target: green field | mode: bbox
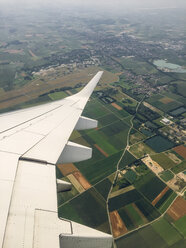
[107,128,130,150]
[159,170,174,182]
[158,192,177,213]
[108,189,141,212]
[58,202,84,224]
[173,81,186,98]
[97,113,120,126]
[82,100,110,119]
[101,101,131,119]
[145,135,175,153]
[146,94,183,113]
[129,130,146,145]
[130,142,155,158]
[112,177,131,192]
[151,153,177,170]
[109,187,160,223]
[170,106,186,116]
[134,171,166,202]
[124,203,146,227]
[48,91,68,100]
[140,128,155,137]
[124,170,137,184]
[116,225,167,248]
[135,198,160,221]
[88,130,118,155]
[74,137,105,165]
[118,207,136,230]
[75,151,123,185]
[174,215,186,237]
[155,189,173,208]
[118,151,136,170]
[94,178,112,200]
[152,218,182,246]
[163,91,186,105]
[119,57,158,75]
[101,120,129,136]
[171,160,186,174]
[82,118,131,155]
[57,179,79,205]
[58,187,110,233]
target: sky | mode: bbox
[0,0,186,8]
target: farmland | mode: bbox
[145,135,175,153]
[159,171,174,182]
[151,153,177,170]
[130,142,155,158]
[58,187,110,233]
[0,5,186,247]
[152,218,182,246]
[134,171,166,202]
[167,197,186,221]
[146,94,183,113]
[173,145,186,159]
[55,83,184,242]
[171,161,186,174]
[116,217,185,248]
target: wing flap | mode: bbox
[3,160,57,248]
[58,141,92,164]
[75,116,98,130]
[0,152,20,248]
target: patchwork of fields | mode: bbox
[0,8,186,248]
[56,84,185,246]
[11,63,184,246]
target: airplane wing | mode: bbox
[0,71,112,248]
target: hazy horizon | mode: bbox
[0,0,186,9]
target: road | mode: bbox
[106,97,144,247]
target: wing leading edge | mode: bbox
[0,71,113,248]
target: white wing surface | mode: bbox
[0,71,113,248]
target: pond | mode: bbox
[153,60,186,73]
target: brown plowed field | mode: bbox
[111,102,122,110]
[167,196,186,221]
[57,163,79,176]
[173,145,186,159]
[152,186,169,206]
[73,171,91,190]
[94,144,109,157]
[110,211,128,238]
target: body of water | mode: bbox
[153,60,186,73]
